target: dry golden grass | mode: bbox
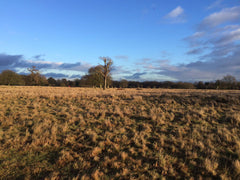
[0,86,240,179]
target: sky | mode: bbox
[0,0,240,82]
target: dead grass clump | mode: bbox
[226,113,240,126]
[121,151,128,161]
[85,129,98,143]
[91,169,103,180]
[234,160,240,176]
[235,140,240,158]
[204,158,218,176]
[113,105,124,118]
[132,95,143,101]
[91,147,102,157]
[58,149,74,166]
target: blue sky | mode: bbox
[0,0,240,81]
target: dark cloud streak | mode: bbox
[59,62,82,69]
[0,54,23,66]
[186,48,204,55]
[124,72,147,81]
[43,73,67,79]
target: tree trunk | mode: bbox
[104,76,107,90]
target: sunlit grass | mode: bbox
[0,86,240,179]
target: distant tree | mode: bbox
[0,70,25,85]
[56,79,62,86]
[204,82,216,89]
[40,76,48,86]
[98,57,113,90]
[112,80,121,88]
[82,58,113,89]
[47,77,57,86]
[215,80,221,89]
[60,79,68,86]
[128,81,140,88]
[68,80,75,87]
[219,75,237,89]
[74,79,81,87]
[162,81,174,88]
[88,65,104,88]
[27,66,40,85]
[221,75,237,83]
[142,81,161,88]
[195,81,205,89]
[79,75,91,87]
[120,79,128,88]
[27,66,48,86]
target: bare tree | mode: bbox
[27,66,41,85]
[27,66,48,86]
[99,57,113,90]
[221,75,237,83]
[220,74,237,89]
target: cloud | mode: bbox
[12,60,63,70]
[206,0,223,10]
[57,62,91,71]
[166,6,184,18]
[69,74,82,79]
[162,6,240,81]
[158,47,240,81]
[135,4,240,83]
[136,58,152,65]
[184,6,240,58]
[112,65,131,75]
[33,54,45,60]
[59,62,82,69]
[160,51,171,58]
[164,6,186,23]
[183,32,205,47]
[199,6,240,29]
[0,54,23,66]
[114,55,129,60]
[133,49,240,82]
[43,73,67,79]
[124,72,147,81]
[0,53,91,79]
[186,48,205,55]
[43,73,82,79]
[213,27,240,46]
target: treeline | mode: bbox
[0,68,239,89]
[0,67,48,86]
[113,77,240,89]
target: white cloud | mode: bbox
[26,60,63,66]
[164,6,186,23]
[191,32,205,38]
[206,0,223,10]
[114,55,129,60]
[214,28,240,46]
[183,31,205,47]
[200,6,240,28]
[166,6,184,18]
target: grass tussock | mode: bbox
[0,86,240,179]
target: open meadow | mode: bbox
[0,86,240,179]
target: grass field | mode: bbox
[0,86,240,179]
